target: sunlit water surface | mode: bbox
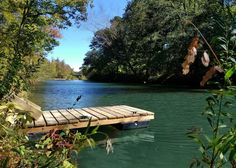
[29,80,230,168]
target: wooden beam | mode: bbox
[12,95,42,120]
[25,115,154,133]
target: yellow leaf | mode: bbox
[63,160,76,168]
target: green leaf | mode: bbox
[0,157,10,168]
[224,101,232,107]
[225,65,236,80]
[43,137,52,145]
[217,37,227,43]
[60,131,66,137]
[203,110,214,116]
[207,117,213,128]
[46,151,51,157]
[220,44,227,51]
[86,138,95,148]
[91,125,99,135]
[229,149,236,161]
[219,153,224,160]
[232,29,236,35]
[204,135,212,143]
[199,146,205,154]
[219,124,227,128]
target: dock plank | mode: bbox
[82,108,107,120]
[50,110,69,124]
[97,107,127,117]
[105,106,140,117]
[88,107,118,119]
[67,109,90,122]
[119,105,154,115]
[101,106,133,117]
[58,109,79,123]
[74,109,99,121]
[43,111,59,126]
[95,107,125,118]
[34,115,46,127]
[114,105,147,116]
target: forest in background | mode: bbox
[81,0,236,86]
[32,58,76,81]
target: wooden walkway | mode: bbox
[25,105,155,133]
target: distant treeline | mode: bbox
[32,58,76,81]
[81,0,236,85]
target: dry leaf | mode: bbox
[45,27,62,38]
[182,64,190,75]
[200,66,224,86]
[201,51,210,67]
[214,66,224,73]
[182,35,199,75]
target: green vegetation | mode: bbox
[0,0,90,100]
[81,0,236,85]
[32,58,76,81]
[184,22,236,167]
[0,103,100,168]
[0,0,99,167]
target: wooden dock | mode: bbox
[25,105,155,133]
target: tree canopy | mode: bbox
[81,0,236,85]
[32,58,76,81]
[0,0,91,100]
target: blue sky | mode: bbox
[48,0,129,71]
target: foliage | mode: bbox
[0,0,91,100]
[32,58,77,81]
[185,19,236,167]
[0,1,114,167]
[81,0,236,84]
[188,90,236,168]
[0,103,110,168]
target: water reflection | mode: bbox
[30,80,211,168]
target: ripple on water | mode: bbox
[30,80,212,168]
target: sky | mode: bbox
[47,0,129,71]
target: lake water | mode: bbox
[30,80,213,168]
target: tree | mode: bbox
[81,0,235,84]
[31,58,75,81]
[0,0,91,100]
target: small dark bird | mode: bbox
[68,95,82,109]
[76,95,82,102]
[72,95,82,106]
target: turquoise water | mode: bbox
[30,80,213,168]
